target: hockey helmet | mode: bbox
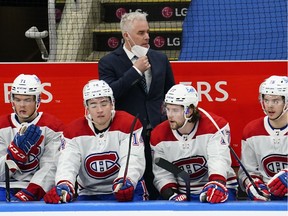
[10,74,42,105]
[165,84,199,109]
[259,75,288,103]
[83,79,114,106]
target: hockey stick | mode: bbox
[5,160,21,202]
[5,162,10,202]
[198,107,270,199]
[5,123,27,202]
[155,157,191,201]
[114,113,139,192]
[25,26,49,60]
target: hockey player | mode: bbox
[0,74,64,201]
[150,84,238,203]
[44,79,148,203]
[238,75,288,201]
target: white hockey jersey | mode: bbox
[150,111,237,195]
[238,116,288,189]
[0,112,64,198]
[55,111,145,196]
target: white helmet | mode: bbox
[11,74,42,105]
[259,75,288,118]
[83,79,114,106]
[165,84,199,109]
[259,75,288,103]
[165,84,199,130]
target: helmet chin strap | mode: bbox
[178,107,192,130]
[12,103,39,123]
[84,108,115,126]
[85,109,97,125]
[260,95,288,121]
[270,103,288,121]
[262,101,288,121]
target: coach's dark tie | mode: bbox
[141,73,148,94]
[132,56,147,94]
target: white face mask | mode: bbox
[131,45,149,57]
[127,33,149,57]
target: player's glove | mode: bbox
[246,178,270,201]
[12,189,37,201]
[112,177,134,202]
[267,169,288,197]
[43,181,75,204]
[169,193,187,201]
[200,181,229,203]
[7,124,43,164]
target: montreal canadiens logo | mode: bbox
[262,154,288,177]
[162,7,173,18]
[154,36,165,48]
[116,8,127,20]
[85,152,120,179]
[108,37,120,49]
[174,156,208,179]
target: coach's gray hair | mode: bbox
[120,12,148,34]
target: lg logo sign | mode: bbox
[3,83,53,103]
[161,7,187,18]
[154,36,181,48]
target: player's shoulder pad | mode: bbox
[198,111,228,134]
[242,117,267,139]
[0,114,13,129]
[150,120,175,147]
[37,112,65,132]
[110,111,142,133]
[63,117,93,139]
